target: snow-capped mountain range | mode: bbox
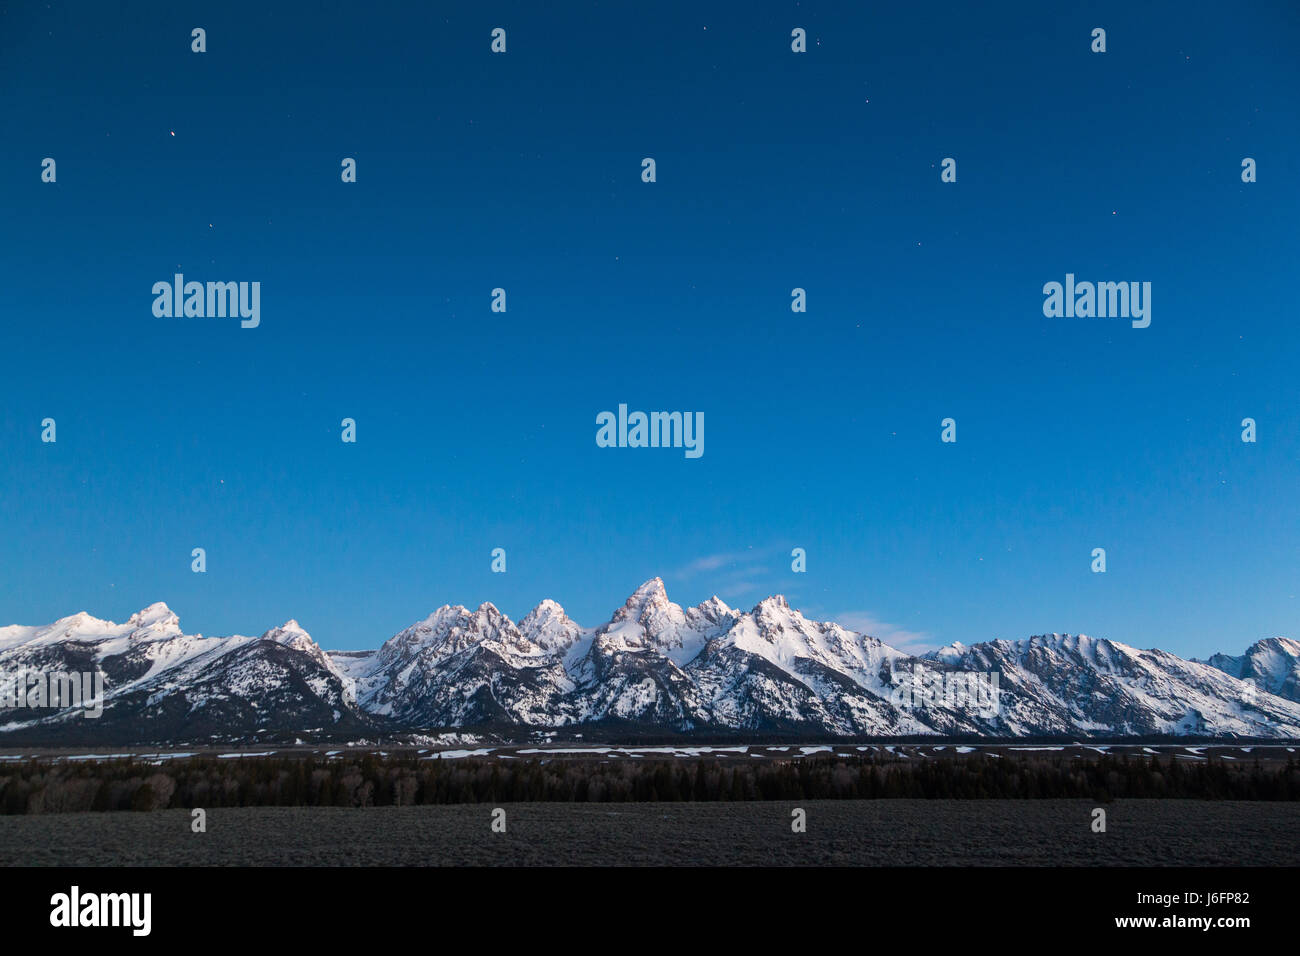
[3,578,1299,744]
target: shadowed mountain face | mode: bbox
[2,582,1298,744]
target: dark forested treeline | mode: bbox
[2,753,1297,813]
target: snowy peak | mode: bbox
[520,599,584,653]
[686,595,737,634]
[599,578,714,664]
[33,603,184,645]
[1205,636,1300,702]
[715,593,904,685]
[929,641,968,665]
[377,600,535,666]
[260,620,313,647]
[748,594,818,643]
[50,611,113,635]
[127,601,180,630]
[256,619,353,695]
[613,577,672,622]
[383,605,469,650]
[521,598,568,627]
[472,601,511,629]
[752,595,800,631]
[694,595,733,619]
[635,576,668,597]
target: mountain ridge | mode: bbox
[2,581,1298,744]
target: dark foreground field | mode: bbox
[3,799,1296,866]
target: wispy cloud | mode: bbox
[836,612,937,655]
[670,548,781,609]
[671,550,758,577]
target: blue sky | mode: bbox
[2,1,1297,657]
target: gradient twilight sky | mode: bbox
[2,1,1298,657]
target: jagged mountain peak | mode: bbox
[927,640,968,664]
[472,601,510,621]
[525,598,567,617]
[520,598,572,631]
[752,594,796,622]
[424,603,462,622]
[614,577,671,619]
[598,577,723,665]
[260,620,312,643]
[127,601,180,630]
[378,606,464,654]
[689,595,735,628]
[1250,636,1300,654]
[374,600,538,672]
[520,599,584,653]
[697,594,731,613]
[634,576,667,596]
[1203,636,1300,700]
[1014,632,1111,653]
